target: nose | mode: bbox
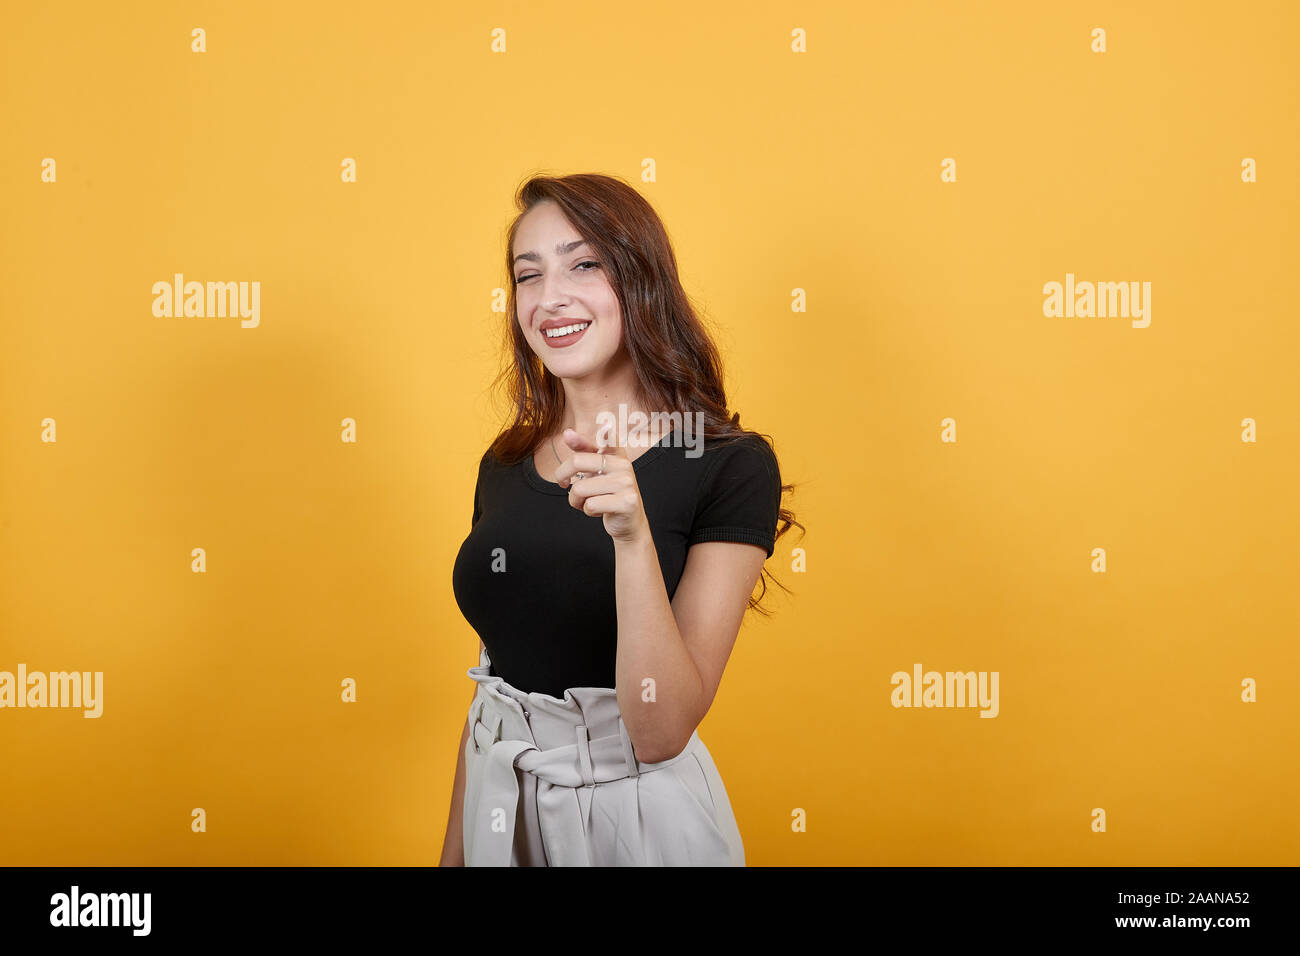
[538,269,574,312]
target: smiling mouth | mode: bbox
[542,321,591,340]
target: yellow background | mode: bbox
[2,0,1297,865]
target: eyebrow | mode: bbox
[513,238,589,266]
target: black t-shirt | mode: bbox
[451,430,782,698]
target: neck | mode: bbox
[553,356,656,449]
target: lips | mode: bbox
[539,318,591,349]
[539,317,591,331]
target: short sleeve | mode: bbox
[688,438,782,558]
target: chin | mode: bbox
[547,361,601,379]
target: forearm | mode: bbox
[437,717,472,866]
[612,532,704,763]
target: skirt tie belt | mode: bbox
[464,692,697,866]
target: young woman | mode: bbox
[440,173,801,866]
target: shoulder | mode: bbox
[470,443,507,492]
[698,434,779,484]
[477,440,508,472]
[692,433,782,509]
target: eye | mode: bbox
[515,260,600,284]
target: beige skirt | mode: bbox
[462,648,746,866]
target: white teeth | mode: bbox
[544,321,590,338]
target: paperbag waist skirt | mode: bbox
[462,648,746,866]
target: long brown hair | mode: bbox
[487,172,804,614]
